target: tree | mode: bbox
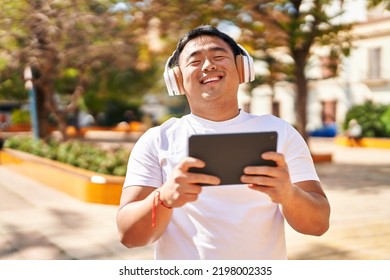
[127,0,354,141]
[229,0,353,140]
[0,0,160,139]
[1,0,357,142]
[367,0,390,10]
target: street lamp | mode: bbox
[24,66,39,139]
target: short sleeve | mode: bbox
[123,128,163,189]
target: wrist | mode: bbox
[155,189,172,209]
[152,189,172,228]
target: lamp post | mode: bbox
[24,66,39,139]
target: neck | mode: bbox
[191,108,241,122]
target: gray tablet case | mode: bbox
[188,131,278,185]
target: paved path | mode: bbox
[0,138,389,260]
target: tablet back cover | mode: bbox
[188,131,277,185]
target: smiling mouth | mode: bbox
[200,76,223,84]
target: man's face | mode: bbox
[178,36,240,106]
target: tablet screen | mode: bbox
[188,131,277,185]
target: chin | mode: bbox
[201,92,222,100]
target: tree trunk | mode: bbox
[34,83,51,139]
[34,79,69,141]
[293,51,309,142]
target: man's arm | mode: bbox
[116,157,221,248]
[279,180,330,236]
[116,186,173,248]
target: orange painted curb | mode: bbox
[335,136,390,149]
[312,153,333,163]
[0,149,124,205]
[0,147,333,205]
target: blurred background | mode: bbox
[1,0,390,261]
[0,0,389,143]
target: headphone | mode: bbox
[164,44,255,96]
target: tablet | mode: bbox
[188,131,278,185]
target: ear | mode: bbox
[173,66,186,95]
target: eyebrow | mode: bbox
[184,46,229,62]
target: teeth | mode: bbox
[202,76,221,84]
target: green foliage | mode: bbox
[10,109,30,125]
[83,94,143,126]
[0,72,26,100]
[380,107,390,136]
[0,0,375,141]
[343,101,390,138]
[367,0,390,10]
[0,0,163,138]
[4,136,130,176]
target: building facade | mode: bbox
[244,7,390,136]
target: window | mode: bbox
[320,55,338,79]
[272,101,280,117]
[321,100,337,124]
[368,47,381,80]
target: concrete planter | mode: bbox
[0,144,333,206]
[335,136,390,149]
[0,149,124,205]
[311,153,332,163]
[5,124,31,132]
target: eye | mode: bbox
[214,56,226,61]
[188,60,201,66]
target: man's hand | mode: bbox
[241,151,330,236]
[159,157,220,207]
[240,151,293,204]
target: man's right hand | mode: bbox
[158,157,221,207]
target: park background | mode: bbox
[0,0,390,261]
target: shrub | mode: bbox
[3,136,130,176]
[10,109,30,125]
[380,107,390,137]
[343,101,390,138]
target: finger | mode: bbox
[248,184,271,191]
[243,165,275,176]
[186,172,221,186]
[169,191,201,207]
[177,157,206,171]
[171,182,203,195]
[241,174,274,186]
[261,152,287,167]
[247,184,275,197]
[163,184,202,205]
[183,192,200,202]
[173,167,220,186]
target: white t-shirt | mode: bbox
[124,110,319,259]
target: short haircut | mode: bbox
[168,25,242,68]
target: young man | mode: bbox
[116,25,330,260]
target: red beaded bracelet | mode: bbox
[152,190,172,228]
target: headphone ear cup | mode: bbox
[236,45,255,83]
[164,69,174,96]
[172,66,185,95]
[164,67,184,96]
[164,51,185,96]
[235,55,245,84]
[236,55,255,84]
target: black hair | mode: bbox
[168,25,242,68]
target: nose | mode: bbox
[202,58,217,72]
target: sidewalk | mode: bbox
[0,138,389,260]
[289,138,390,259]
[0,165,153,260]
